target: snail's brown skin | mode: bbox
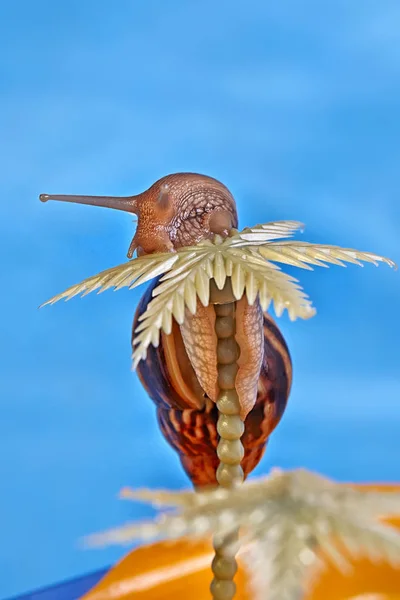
[40,172,292,487]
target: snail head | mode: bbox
[40,173,238,258]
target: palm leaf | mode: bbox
[233,220,305,243]
[132,249,217,367]
[253,241,397,271]
[39,252,180,307]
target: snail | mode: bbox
[41,173,396,600]
[40,173,292,488]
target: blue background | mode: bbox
[1,1,399,597]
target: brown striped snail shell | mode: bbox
[133,276,292,487]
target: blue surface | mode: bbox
[1,1,399,598]
[6,569,107,600]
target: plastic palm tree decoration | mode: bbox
[40,173,397,600]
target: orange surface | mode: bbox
[82,484,400,600]
[81,539,248,600]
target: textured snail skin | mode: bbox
[133,277,292,487]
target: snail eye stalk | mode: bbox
[39,193,138,214]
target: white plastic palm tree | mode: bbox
[42,220,398,600]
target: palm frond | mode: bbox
[250,528,316,600]
[234,220,305,243]
[254,241,397,271]
[39,252,180,307]
[84,469,400,600]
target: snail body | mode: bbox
[40,172,292,487]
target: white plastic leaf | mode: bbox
[233,221,305,245]
[195,266,211,306]
[231,262,245,299]
[246,271,258,305]
[132,255,214,366]
[172,292,185,325]
[258,242,397,271]
[184,278,198,315]
[40,253,179,307]
[213,251,227,290]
